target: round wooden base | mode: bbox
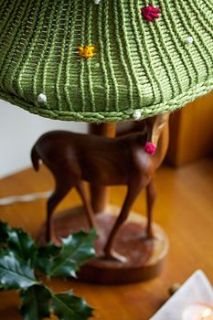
[38,206,169,285]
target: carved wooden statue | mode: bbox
[31,113,169,263]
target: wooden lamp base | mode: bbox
[38,206,169,285]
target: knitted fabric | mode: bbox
[0,0,212,122]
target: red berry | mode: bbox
[144,142,157,155]
[141,5,161,22]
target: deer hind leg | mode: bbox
[46,176,72,243]
[145,179,156,239]
[76,182,96,230]
[104,182,142,262]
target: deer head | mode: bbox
[144,113,169,155]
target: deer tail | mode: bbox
[31,145,40,171]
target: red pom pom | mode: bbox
[144,142,157,155]
[141,5,161,22]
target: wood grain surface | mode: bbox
[0,158,212,320]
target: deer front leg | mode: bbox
[145,179,156,239]
[104,183,142,262]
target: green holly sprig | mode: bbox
[0,221,96,320]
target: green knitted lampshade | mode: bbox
[0,0,212,122]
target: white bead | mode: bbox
[94,0,101,4]
[37,93,47,104]
[186,36,193,44]
[133,110,142,120]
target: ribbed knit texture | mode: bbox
[0,0,212,122]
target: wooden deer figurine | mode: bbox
[31,113,169,261]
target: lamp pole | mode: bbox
[89,123,116,214]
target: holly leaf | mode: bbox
[0,250,37,290]
[36,243,61,271]
[38,230,96,278]
[52,291,93,320]
[0,222,37,266]
[20,284,52,320]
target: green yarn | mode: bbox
[0,0,212,122]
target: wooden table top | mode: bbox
[0,158,213,320]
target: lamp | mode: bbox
[0,0,212,284]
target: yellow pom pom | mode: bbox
[78,45,96,59]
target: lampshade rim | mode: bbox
[0,79,212,122]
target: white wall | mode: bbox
[0,101,87,178]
